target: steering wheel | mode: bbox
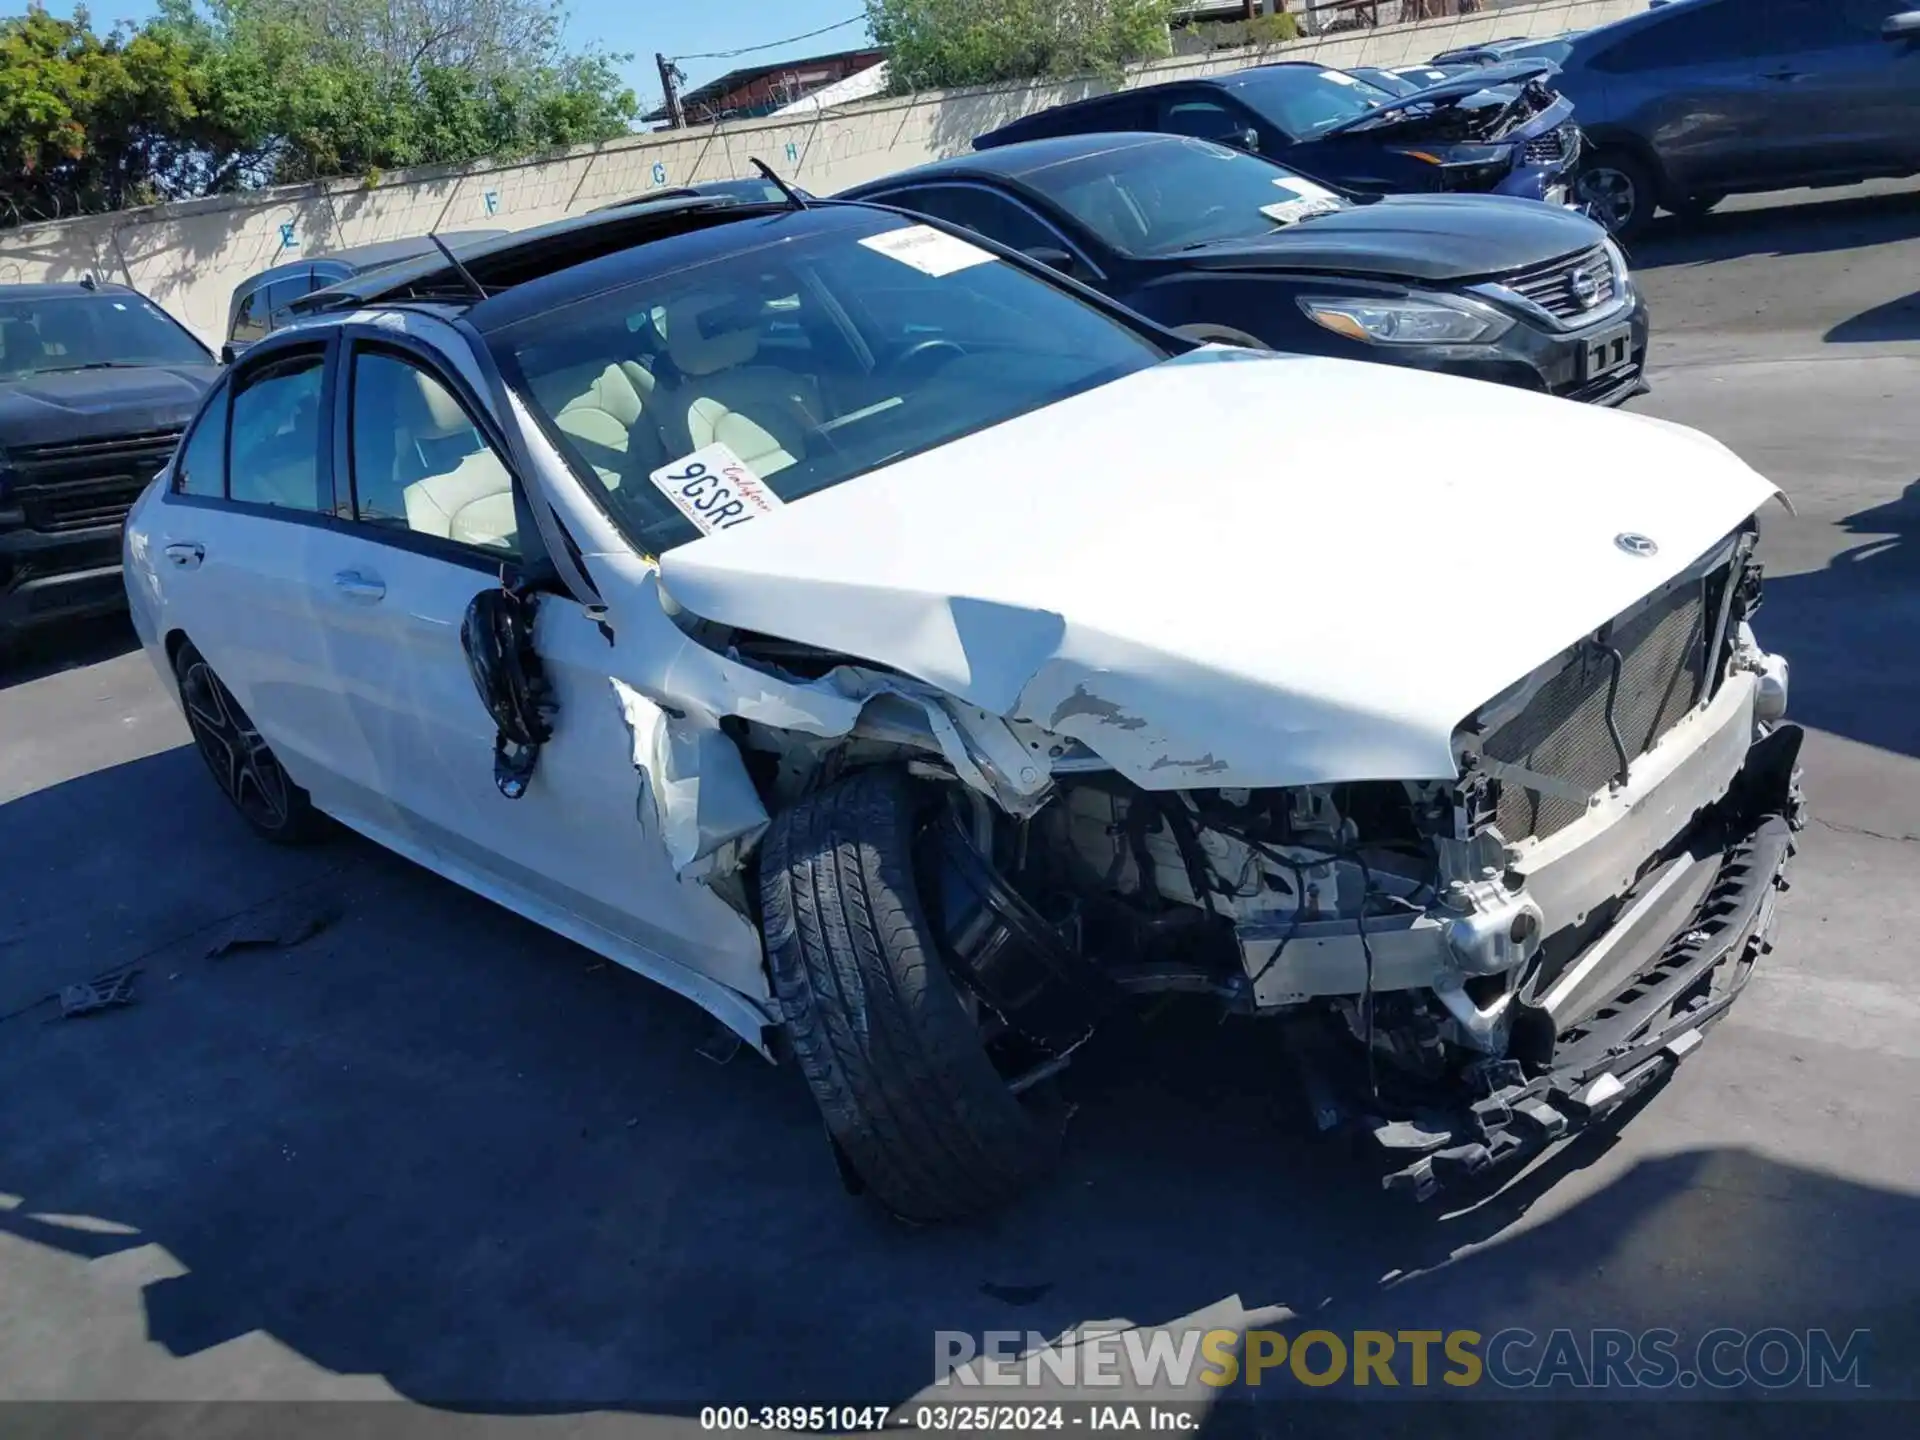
[891,337,968,379]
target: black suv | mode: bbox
[1,280,217,642]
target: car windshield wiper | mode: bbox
[29,361,148,373]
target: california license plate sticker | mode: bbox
[647,443,785,535]
[859,224,998,277]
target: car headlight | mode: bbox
[1397,143,1515,190]
[1299,295,1512,345]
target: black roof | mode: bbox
[0,280,136,299]
[287,194,895,330]
[841,132,1179,191]
[242,229,510,289]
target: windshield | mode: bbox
[1034,139,1348,255]
[0,292,210,380]
[490,214,1164,555]
[1229,66,1389,140]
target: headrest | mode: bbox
[410,368,473,437]
[662,293,759,377]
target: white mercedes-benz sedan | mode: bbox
[123,191,1801,1220]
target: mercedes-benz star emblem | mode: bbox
[1568,265,1601,308]
[1615,532,1659,557]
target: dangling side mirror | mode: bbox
[460,583,556,799]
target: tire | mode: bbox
[1172,323,1268,350]
[759,767,1059,1222]
[1665,192,1725,220]
[174,640,325,845]
[1574,148,1659,241]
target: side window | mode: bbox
[1590,1,1747,71]
[173,379,230,497]
[878,185,1065,254]
[348,349,519,556]
[229,285,269,344]
[1159,97,1241,142]
[228,353,329,512]
[262,277,313,336]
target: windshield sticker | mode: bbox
[648,443,785,536]
[1273,176,1341,204]
[1261,199,1339,226]
[859,224,997,277]
[1320,70,1360,85]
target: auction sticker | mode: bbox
[648,443,785,535]
[859,224,997,277]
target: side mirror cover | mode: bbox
[460,585,555,798]
[219,342,237,365]
[1021,244,1077,275]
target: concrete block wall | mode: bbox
[0,0,1643,348]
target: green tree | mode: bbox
[0,6,233,221]
[158,0,639,184]
[868,0,1176,91]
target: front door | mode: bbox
[315,331,752,977]
[1751,0,1920,179]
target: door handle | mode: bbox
[1763,68,1804,81]
[163,542,204,570]
[332,569,386,603]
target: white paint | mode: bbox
[661,349,1778,791]
[858,224,997,277]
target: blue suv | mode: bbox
[1513,0,1920,237]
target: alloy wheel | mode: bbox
[1575,166,1638,235]
[181,660,293,831]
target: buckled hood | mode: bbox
[658,350,1778,791]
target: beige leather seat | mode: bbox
[399,371,518,550]
[528,360,662,489]
[653,294,818,476]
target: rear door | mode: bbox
[1585,0,1781,194]
[152,335,380,820]
[1751,0,1920,178]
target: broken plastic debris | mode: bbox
[206,896,340,958]
[57,966,141,1019]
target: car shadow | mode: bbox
[1630,184,1920,271]
[1825,289,1920,345]
[1762,480,1919,762]
[0,613,140,692]
[2,750,1917,1414]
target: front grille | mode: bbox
[1480,572,1719,842]
[1501,244,1617,322]
[1522,124,1577,165]
[10,427,181,534]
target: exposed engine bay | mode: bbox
[689,522,1801,1197]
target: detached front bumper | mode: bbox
[1355,723,1803,1201]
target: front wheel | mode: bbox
[759,768,1060,1222]
[174,639,324,845]
[1574,149,1658,241]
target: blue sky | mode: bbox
[22,1,879,115]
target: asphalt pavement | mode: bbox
[2,180,1917,1429]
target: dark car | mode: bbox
[596,177,817,210]
[839,133,1649,406]
[0,280,218,641]
[1342,64,1462,96]
[975,60,1582,205]
[1500,0,1920,237]
[225,230,507,360]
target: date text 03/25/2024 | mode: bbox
[698,1405,1199,1432]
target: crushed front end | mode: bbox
[917,524,1798,1198]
